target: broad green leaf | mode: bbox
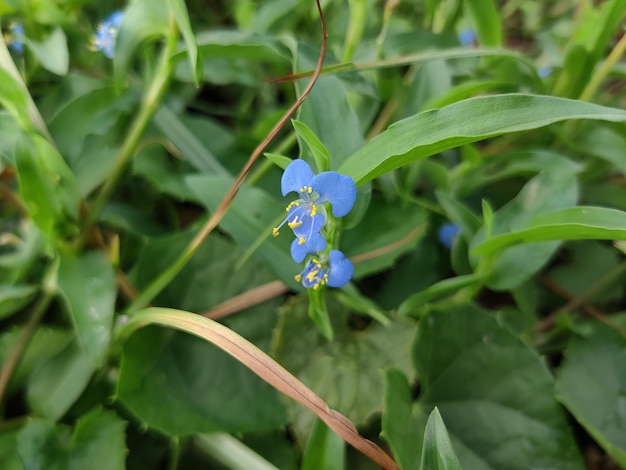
[27,27,68,76]
[58,251,116,366]
[573,126,626,176]
[117,325,287,435]
[167,0,200,84]
[473,170,579,290]
[556,322,626,466]
[17,409,126,470]
[473,206,626,256]
[185,175,300,289]
[189,30,291,63]
[301,418,345,470]
[464,0,502,47]
[342,198,427,279]
[27,341,95,420]
[15,133,80,241]
[0,327,71,393]
[292,120,331,173]
[338,94,626,184]
[0,284,37,319]
[414,305,585,470]
[381,369,421,470]
[420,408,462,470]
[422,80,515,110]
[115,0,170,83]
[271,296,415,444]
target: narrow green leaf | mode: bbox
[0,67,30,129]
[464,0,502,47]
[0,284,38,320]
[264,152,292,170]
[473,206,626,255]
[292,120,331,173]
[301,418,345,470]
[114,0,170,83]
[27,27,68,76]
[556,322,626,467]
[381,369,421,470]
[167,0,200,84]
[58,251,116,366]
[420,408,462,470]
[338,94,626,185]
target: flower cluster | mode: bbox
[92,10,123,59]
[6,22,25,54]
[274,159,356,290]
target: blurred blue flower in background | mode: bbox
[295,250,354,289]
[458,29,476,47]
[7,22,25,53]
[538,65,552,78]
[438,223,460,248]
[93,10,123,59]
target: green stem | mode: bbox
[167,437,181,470]
[579,31,626,102]
[75,18,179,250]
[0,290,53,409]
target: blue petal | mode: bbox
[287,204,325,240]
[281,159,314,196]
[437,223,460,249]
[311,172,356,217]
[327,250,353,288]
[290,233,327,263]
[106,10,124,28]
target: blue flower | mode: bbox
[458,29,476,47]
[273,159,356,247]
[538,65,552,78]
[295,250,353,289]
[92,10,124,59]
[7,22,25,54]
[438,223,460,249]
[291,232,327,263]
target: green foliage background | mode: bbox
[1,0,626,468]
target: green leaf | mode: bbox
[271,296,415,444]
[27,27,68,76]
[338,94,626,185]
[185,175,300,289]
[414,305,585,470]
[0,68,30,129]
[473,206,626,256]
[17,408,126,470]
[0,430,21,470]
[473,170,579,290]
[381,369,421,470]
[0,284,38,319]
[166,0,200,84]
[295,46,364,170]
[27,341,95,421]
[58,251,116,366]
[15,133,80,241]
[115,0,170,83]
[556,322,626,466]
[292,120,331,173]
[420,408,462,470]
[117,325,287,435]
[464,0,502,47]
[301,418,345,470]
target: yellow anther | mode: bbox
[288,217,303,229]
[306,270,319,282]
[298,237,306,245]
[272,228,280,237]
[310,205,317,217]
[313,284,320,290]
[307,187,313,193]
[295,274,302,282]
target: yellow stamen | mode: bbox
[307,187,312,193]
[288,217,303,229]
[298,237,306,245]
[310,205,317,217]
[295,274,302,282]
[272,228,279,237]
[306,269,319,282]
